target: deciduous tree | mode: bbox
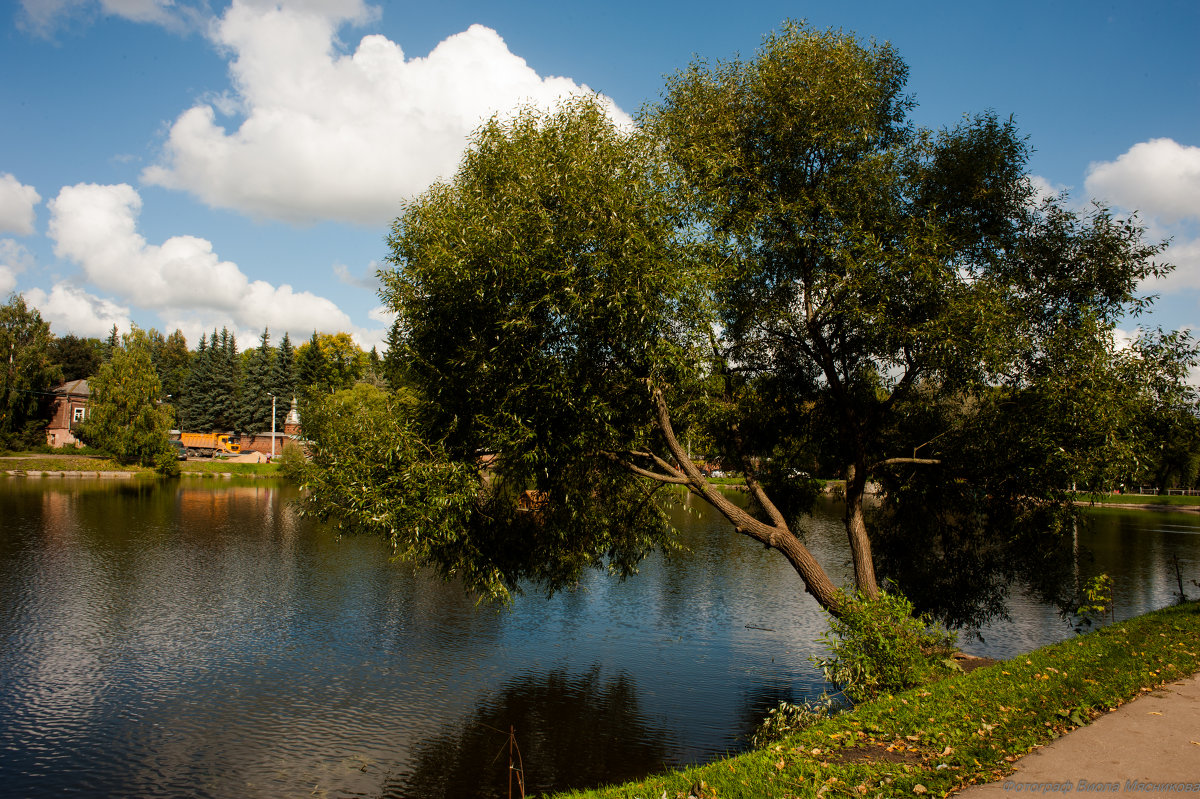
[74,327,176,472]
[48,334,103,382]
[0,295,61,449]
[306,25,1188,619]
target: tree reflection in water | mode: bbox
[391,667,674,799]
[870,486,1081,633]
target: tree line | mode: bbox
[0,292,400,453]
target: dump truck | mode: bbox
[178,432,241,458]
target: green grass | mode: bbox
[556,602,1200,798]
[179,460,281,476]
[1083,493,1200,507]
[0,452,282,477]
[0,455,139,472]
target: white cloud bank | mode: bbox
[142,1,628,225]
[45,182,355,339]
[23,283,132,339]
[1085,138,1200,291]
[0,174,42,236]
[1085,138,1200,224]
[0,239,38,296]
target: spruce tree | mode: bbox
[296,332,330,395]
[180,333,215,431]
[239,329,275,433]
[382,317,406,390]
[158,330,190,408]
[272,332,298,431]
[210,328,240,431]
[102,324,119,362]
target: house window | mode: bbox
[73,407,85,422]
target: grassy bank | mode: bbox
[0,454,138,472]
[558,601,1200,799]
[1084,493,1200,507]
[1,453,281,478]
[179,460,281,477]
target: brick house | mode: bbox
[45,379,90,448]
[235,396,303,460]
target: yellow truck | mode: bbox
[178,432,241,458]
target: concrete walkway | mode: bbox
[954,672,1200,795]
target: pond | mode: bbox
[1,478,1197,798]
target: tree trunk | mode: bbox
[844,463,880,600]
[648,386,847,615]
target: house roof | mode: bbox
[53,379,90,397]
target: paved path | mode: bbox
[954,672,1200,795]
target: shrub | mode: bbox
[1073,573,1115,631]
[277,441,307,480]
[750,697,839,747]
[813,591,957,704]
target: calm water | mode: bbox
[1,478,1197,798]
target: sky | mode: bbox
[1,0,1197,354]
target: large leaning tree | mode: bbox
[301,24,1187,618]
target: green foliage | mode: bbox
[272,332,298,431]
[150,328,190,415]
[749,697,838,748]
[74,327,176,470]
[814,591,957,704]
[295,384,491,594]
[239,329,276,433]
[382,318,406,389]
[367,94,706,598]
[295,331,364,396]
[276,440,306,479]
[179,327,242,432]
[644,21,1182,610]
[298,23,1191,624]
[295,331,329,394]
[299,377,680,601]
[48,334,103,382]
[1074,574,1115,631]
[0,294,61,449]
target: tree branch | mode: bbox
[869,456,941,472]
[600,450,692,484]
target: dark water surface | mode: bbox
[1,478,1197,798]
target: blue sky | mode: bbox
[1,0,1197,352]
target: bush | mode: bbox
[813,591,957,704]
[277,441,307,480]
[750,697,839,747]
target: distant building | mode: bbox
[237,397,303,459]
[284,396,301,436]
[46,379,90,448]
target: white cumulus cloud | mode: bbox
[0,174,42,236]
[1084,138,1200,292]
[47,182,355,338]
[1085,138,1200,224]
[0,239,37,295]
[142,1,628,225]
[23,283,132,338]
